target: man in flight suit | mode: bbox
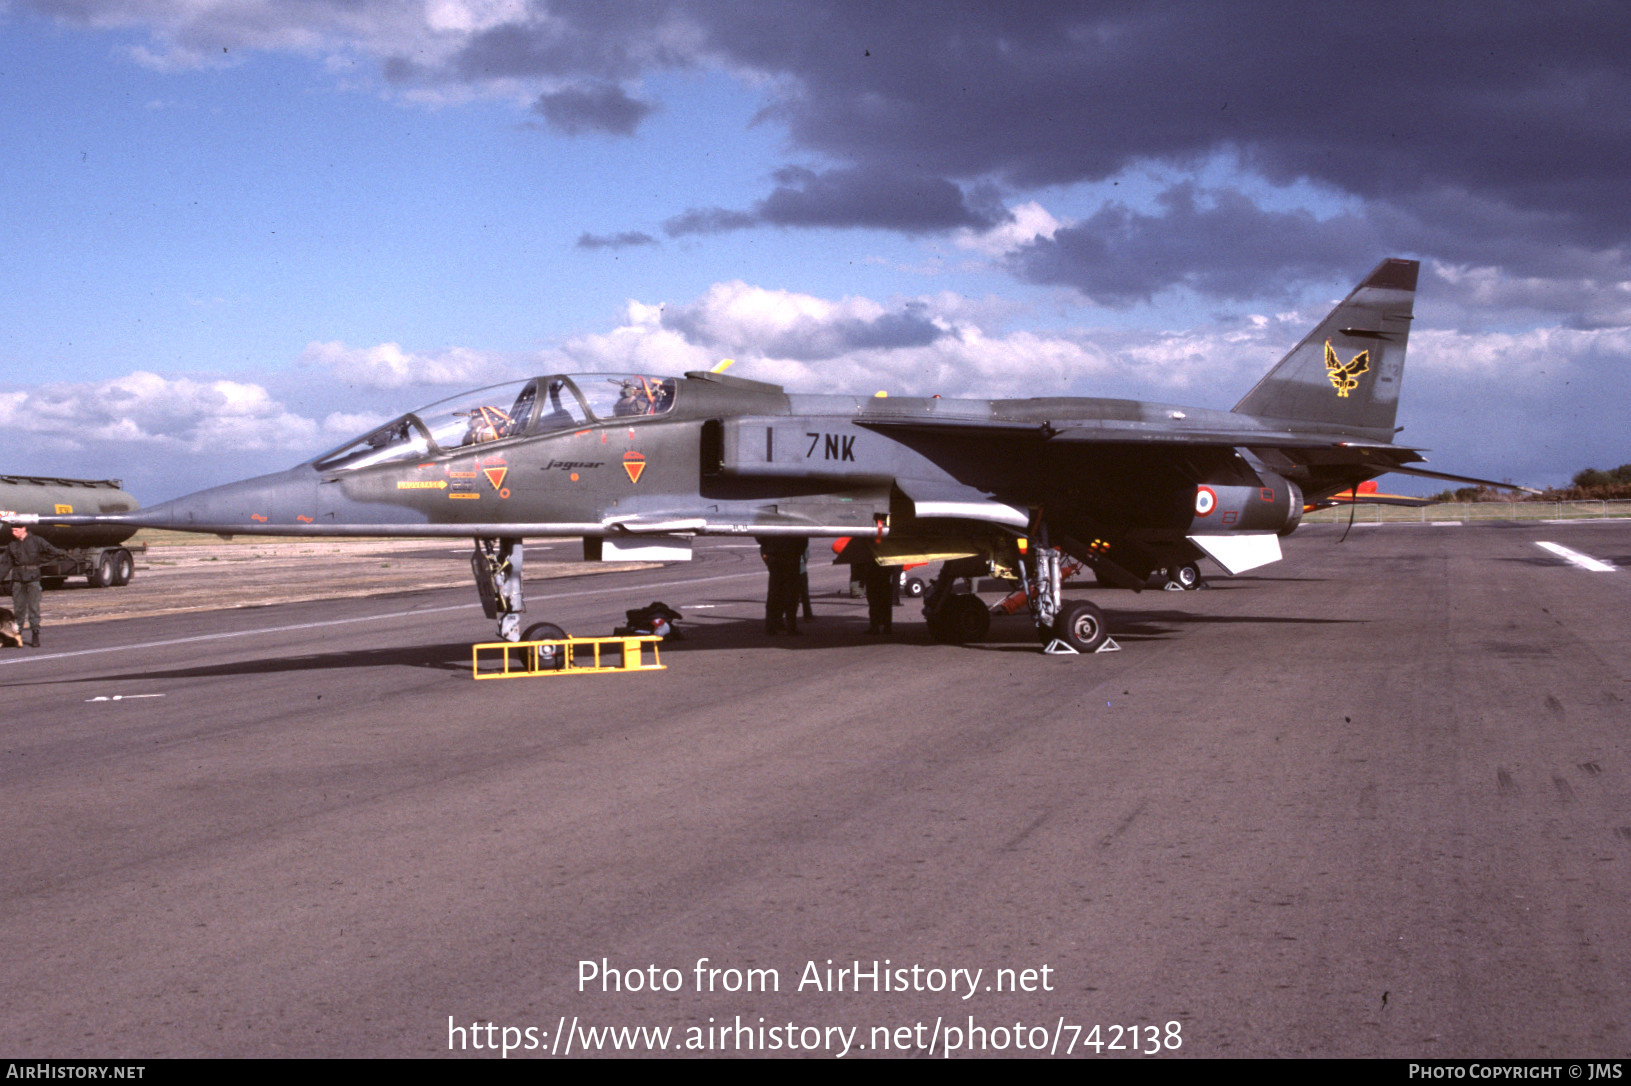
[1,524,70,648]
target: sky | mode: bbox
[2,1,1628,502]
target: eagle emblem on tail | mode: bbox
[1324,340,1370,397]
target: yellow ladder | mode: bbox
[472,634,665,680]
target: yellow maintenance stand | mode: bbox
[472,634,665,680]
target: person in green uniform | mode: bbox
[1,524,69,648]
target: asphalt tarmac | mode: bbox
[2,522,1628,1058]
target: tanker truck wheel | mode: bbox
[112,548,134,586]
[87,552,115,588]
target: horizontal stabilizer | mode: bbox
[1379,465,1541,494]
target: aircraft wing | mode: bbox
[856,415,1529,493]
[858,414,1408,452]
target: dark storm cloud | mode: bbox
[698,3,1631,242]
[419,0,1631,298]
[665,166,1003,237]
[575,230,658,250]
[1011,184,1379,305]
[532,82,655,136]
[448,4,681,83]
[43,0,1631,293]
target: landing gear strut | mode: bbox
[472,537,525,641]
[1017,528,1116,654]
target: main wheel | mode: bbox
[87,553,115,588]
[521,622,568,670]
[1053,600,1109,653]
[903,576,926,599]
[1169,562,1201,590]
[928,593,991,644]
[112,549,135,586]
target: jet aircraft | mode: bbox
[14,259,1519,653]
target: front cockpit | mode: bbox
[311,373,679,473]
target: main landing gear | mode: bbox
[921,539,1118,655]
[1018,535,1114,654]
[1164,561,1202,591]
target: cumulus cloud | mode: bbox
[956,201,1066,258]
[4,277,1619,498]
[548,278,1631,486]
[0,371,319,454]
[557,281,1140,399]
[657,281,947,361]
[1423,261,1631,331]
[298,340,514,390]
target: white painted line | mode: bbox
[1540,517,1631,524]
[1431,521,1463,527]
[0,569,770,667]
[85,694,166,702]
[1535,541,1618,572]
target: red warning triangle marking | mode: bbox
[623,451,646,484]
[482,466,508,491]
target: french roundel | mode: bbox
[1194,486,1217,516]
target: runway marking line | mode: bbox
[0,569,770,668]
[1535,541,1618,572]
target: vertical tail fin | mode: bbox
[1232,258,1418,437]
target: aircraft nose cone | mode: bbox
[140,467,321,533]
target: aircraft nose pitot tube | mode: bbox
[1187,473,1302,535]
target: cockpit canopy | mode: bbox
[312,374,678,472]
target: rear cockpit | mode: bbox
[312,373,678,472]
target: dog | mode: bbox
[0,606,20,649]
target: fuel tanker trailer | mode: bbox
[0,475,141,587]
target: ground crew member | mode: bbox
[797,539,815,621]
[758,537,804,635]
[861,557,895,636]
[1,524,69,648]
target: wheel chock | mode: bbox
[1042,636,1121,655]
